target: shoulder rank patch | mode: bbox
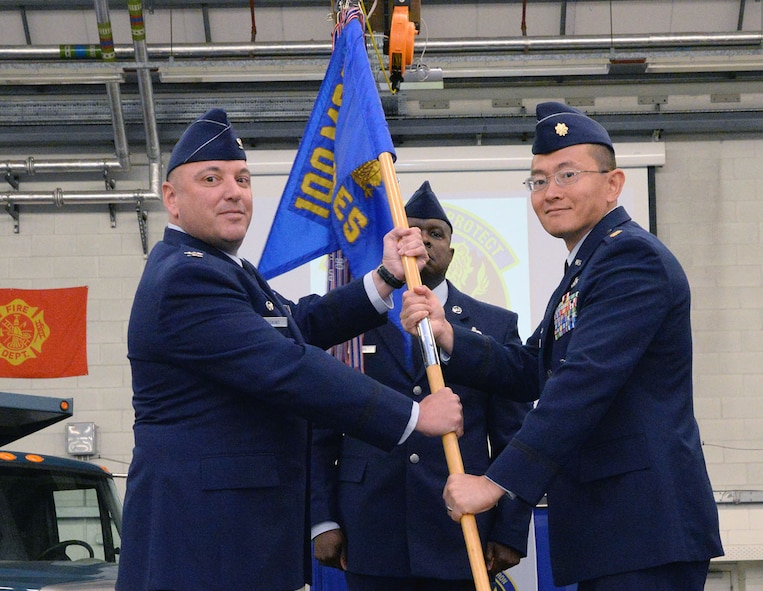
[184,251,204,258]
[609,230,622,238]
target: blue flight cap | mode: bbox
[165,108,247,179]
[404,181,452,232]
[532,102,614,155]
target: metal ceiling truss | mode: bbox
[1,0,159,249]
[0,0,674,7]
[2,28,763,142]
[1,0,763,235]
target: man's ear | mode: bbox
[442,246,455,271]
[607,168,626,204]
[162,180,179,219]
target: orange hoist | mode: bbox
[387,0,418,89]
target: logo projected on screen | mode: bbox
[443,204,519,309]
[492,569,520,590]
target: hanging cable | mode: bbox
[358,1,395,93]
[366,0,378,20]
[414,16,428,69]
[250,0,257,42]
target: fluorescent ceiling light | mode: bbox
[159,66,325,83]
[647,58,763,74]
[0,67,124,85]
[442,64,610,78]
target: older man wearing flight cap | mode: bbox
[116,109,464,591]
[311,180,532,590]
[403,102,723,590]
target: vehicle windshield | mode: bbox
[0,464,121,562]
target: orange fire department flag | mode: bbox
[0,287,88,378]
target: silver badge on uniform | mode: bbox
[451,305,462,314]
[265,301,274,311]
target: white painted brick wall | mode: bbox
[0,191,165,498]
[655,139,763,588]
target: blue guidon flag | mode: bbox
[258,14,395,280]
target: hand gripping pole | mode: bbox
[378,151,492,591]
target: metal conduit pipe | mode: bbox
[0,0,133,178]
[106,79,131,171]
[93,0,130,171]
[129,1,162,191]
[1,187,158,207]
[3,158,123,176]
[0,31,761,61]
[423,32,763,53]
[1,155,127,177]
[1,0,161,247]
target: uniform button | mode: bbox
[412,385,423,396]
[546,369,553,378]
[409,453,420,464]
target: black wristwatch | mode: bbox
[376,264,405,289]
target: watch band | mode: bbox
[376,264,405,289]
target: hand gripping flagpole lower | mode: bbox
[378,151,493,591]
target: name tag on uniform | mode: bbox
[362,345,377,354]
[265,317,288,328]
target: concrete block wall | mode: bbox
[1,138,762,589]
[654,139,763,590]
[0,197,166,486]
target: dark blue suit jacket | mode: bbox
[445,208,723,586]
[117,228,419,591]
[311,282,532,579]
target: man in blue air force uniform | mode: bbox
[116,108,463,591]
[311,182,533,591]
[403,103,723,591]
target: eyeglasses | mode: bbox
[524,169,611,192]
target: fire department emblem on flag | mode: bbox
[0,298,50,366]
[0,287,87,378]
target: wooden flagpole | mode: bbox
[378,151,492,591]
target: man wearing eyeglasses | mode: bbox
[402,102,723,591]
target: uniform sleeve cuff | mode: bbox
[364,271,394,314]
[485,475,517,500]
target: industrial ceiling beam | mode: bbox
[0,0,651,8]
[0,4,761,151]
